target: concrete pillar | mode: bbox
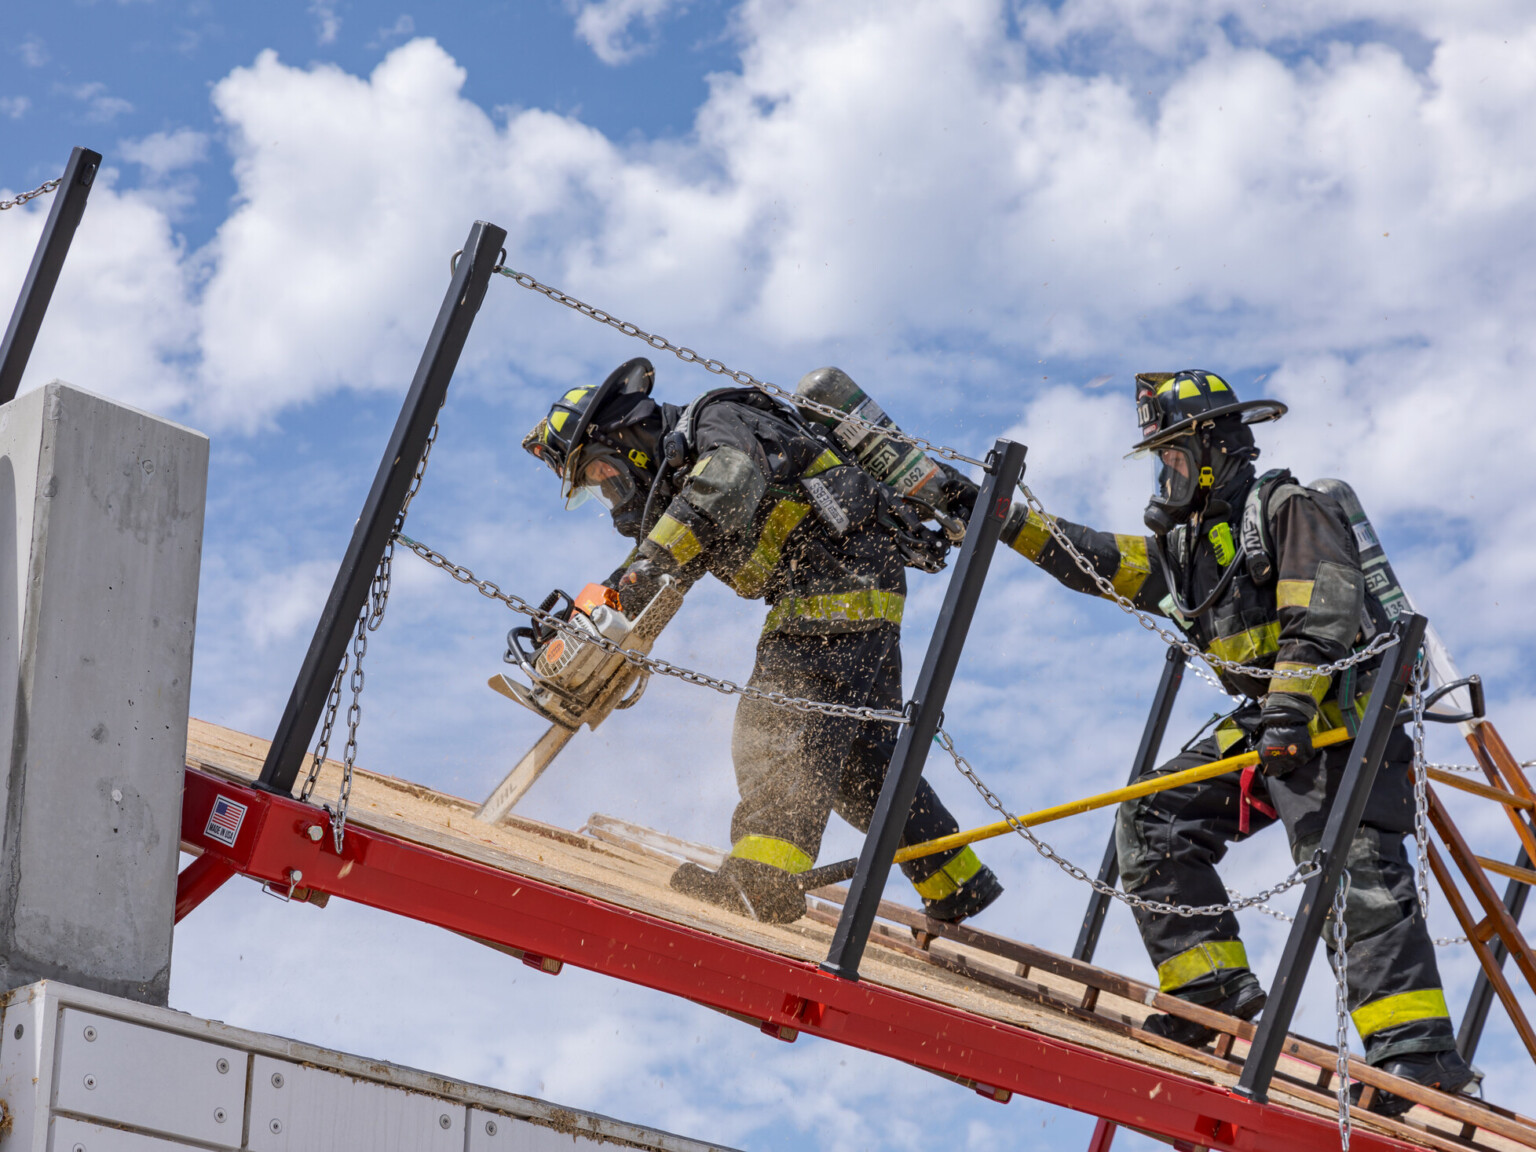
[0,382,207,1004]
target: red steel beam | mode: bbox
[179,768,1419,1151]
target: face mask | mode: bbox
[564,450,637,512]
[1142,434,1207,535]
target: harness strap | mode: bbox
[1238,763,1278,835]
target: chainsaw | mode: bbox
[479,576,684,821]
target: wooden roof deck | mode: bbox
[184,718,1536,1152]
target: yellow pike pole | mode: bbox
[892,725,1353,866]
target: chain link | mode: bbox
[1332,868,1353,1151]
[936,728,1320,917]
[299,421,442,843]
[396,534,910,725]
[494,266,988,469]
[1012,480,1398,683]
[1410,655,1432,917]
[1225,887,1294,922]
[0,176,61,211]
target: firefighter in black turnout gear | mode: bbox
[997,370,1478,1114]
[523,358,1003,927]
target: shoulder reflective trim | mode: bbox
[1275,579,1315,609]
[1110,534,1151,599]
[730,834,813,874]
[1269,661,1331,703]
[1215,718,1247,754]
[1351,989,1450,1038]
[1206,620,1280,665]
[762,589,906,633]
[1007,508,1054,561]
[803,449,842,478]
[1157,940,1250,993]
[913,846,984,901]
[689,454,714,477]
[648,514,702,566]
[730,499,811,597]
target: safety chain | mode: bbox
[493,266,988,469]
[1410,656,1432,917]
[298,421,441,847]
[1013,480,1398,683]
[936,728,1321,917]
[396,534,910,725]
[1332,869,1353,1150]
[1225,887,1294,923]
[496,260,1392,686]
[0,176,61,211]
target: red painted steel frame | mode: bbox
[179,768,1416,1152]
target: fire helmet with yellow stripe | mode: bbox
[523,358,667,538]
[1128,371,1286,535]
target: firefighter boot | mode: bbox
[1351,1049,1483,1117]
[669,858,807,925]
[1141,969,1267,1048]
[921,859,1004,924]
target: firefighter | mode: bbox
[523,357,1003,927]
[997,370,1478,1114]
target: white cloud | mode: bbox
[68,81,134,122]
[16,36,48,68]
[570,0,691,64]
[309,1,341,45]
[120,127,209,177]
[0,96,30,120]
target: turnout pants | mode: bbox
[1115,727,1456,1064]
[729,624,980,898]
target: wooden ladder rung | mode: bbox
[1426,767,1535,810]
[1477,855,1536,888]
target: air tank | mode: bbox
[794,367,955,514]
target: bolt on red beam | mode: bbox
[179,768,1421,1152]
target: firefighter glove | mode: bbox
[1257,701,1314,778]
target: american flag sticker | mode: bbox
[204,796,248,847]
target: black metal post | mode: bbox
[1072,645,1187,963]
[255,220,507,795]
[1235,612,1428,1102]
[821,438,1027,981]
[1456,847,1531,1061]
[0,147,102,403]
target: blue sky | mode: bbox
[4,1,1535,1148]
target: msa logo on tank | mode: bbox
[204,795,248,847]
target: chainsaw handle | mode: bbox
[504,588,576,674]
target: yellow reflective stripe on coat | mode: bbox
[648,514,702,566]
[1110,534,1151,599]
[913,846,984,901]
[1008,508,1054,561]
[1206,621,1280,665]
[1157,940,1250,992]
[1351,989,1450,1038]
[730,834,813,875]
[1214,717,1247,754]
[761,589,905,633]
[803,449,842,478]
[730,499,811,598]
[1275,579,1315,609]
[1270,660,1331,703]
